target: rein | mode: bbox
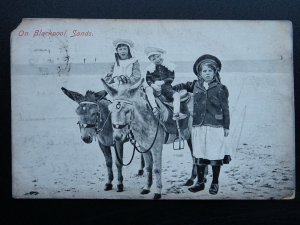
[113,141,136,166]
[112,99,160,166]
[95,111,111,134]
[128,118,160,154]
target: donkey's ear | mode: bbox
[128,78,144,95]
[61,87,85,103]
[94,90,108,100]
[101,78,118,97]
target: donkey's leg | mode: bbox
[140,151,153,195]
[114,141,124,192]
[138,154,145,176]
[152,144,163,200]
[184,138,197,186]
[98,141,113,191]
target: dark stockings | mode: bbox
[212,165,221,184]
[196,165,206,183]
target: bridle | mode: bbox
[77,101,111,137]
[111,99,134,131]
[111,98,160,166]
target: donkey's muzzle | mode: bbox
[113,129,128,142]
[114,135,122,142]
[82,136,93,144]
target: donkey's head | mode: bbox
[61,87,100,144]
[101,78,144,142]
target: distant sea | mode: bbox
[12,59,292,76]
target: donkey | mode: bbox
[101,78,198,200]
[61,87,131,192]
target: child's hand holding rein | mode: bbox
[224,129,229,137]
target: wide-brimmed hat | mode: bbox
[193,54,222,75]
[144,47,166,58]
[112,39,134,48]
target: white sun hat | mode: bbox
[144,47,166,58]
[112,39,134,48]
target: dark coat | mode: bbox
[146,64,176,101]
[173,79,230,129]
[146,64,175,86]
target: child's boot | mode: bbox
[209,183,219,195]
[188,181,205,193]
[209,165,221,195]
[188,164,206,193]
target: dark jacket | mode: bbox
[146,64,175,86]
[173,79,230,129]
[146,64,176,101]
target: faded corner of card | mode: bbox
[283,190,295,200]
[11,18,28,38]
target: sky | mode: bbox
[11,19,293,64]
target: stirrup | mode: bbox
[173,117,185,150]
[172,112,187,120]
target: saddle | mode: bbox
[155,90,190,134]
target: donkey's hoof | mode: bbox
[137,169,144,176]
[183,179,194,186]
[104,183,113,191]
[153,193,161,200]
[117,184,124,192]
[141,189,150,195]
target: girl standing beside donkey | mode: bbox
[173,54,231,195]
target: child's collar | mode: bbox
[146,60,175,73]
[116,57,137,65]
[197,79,218,90]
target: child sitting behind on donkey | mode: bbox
[173,54,231,195]
[144,47,187,120]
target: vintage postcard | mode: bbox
[11,19,294,199]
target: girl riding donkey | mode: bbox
[93,38,142,98]
[144,46,187,120]
[173,54,231,195]
[144,46,199,186]
[104,39,141,85]
[90,39,146,174]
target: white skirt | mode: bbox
[192,125,229,160]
